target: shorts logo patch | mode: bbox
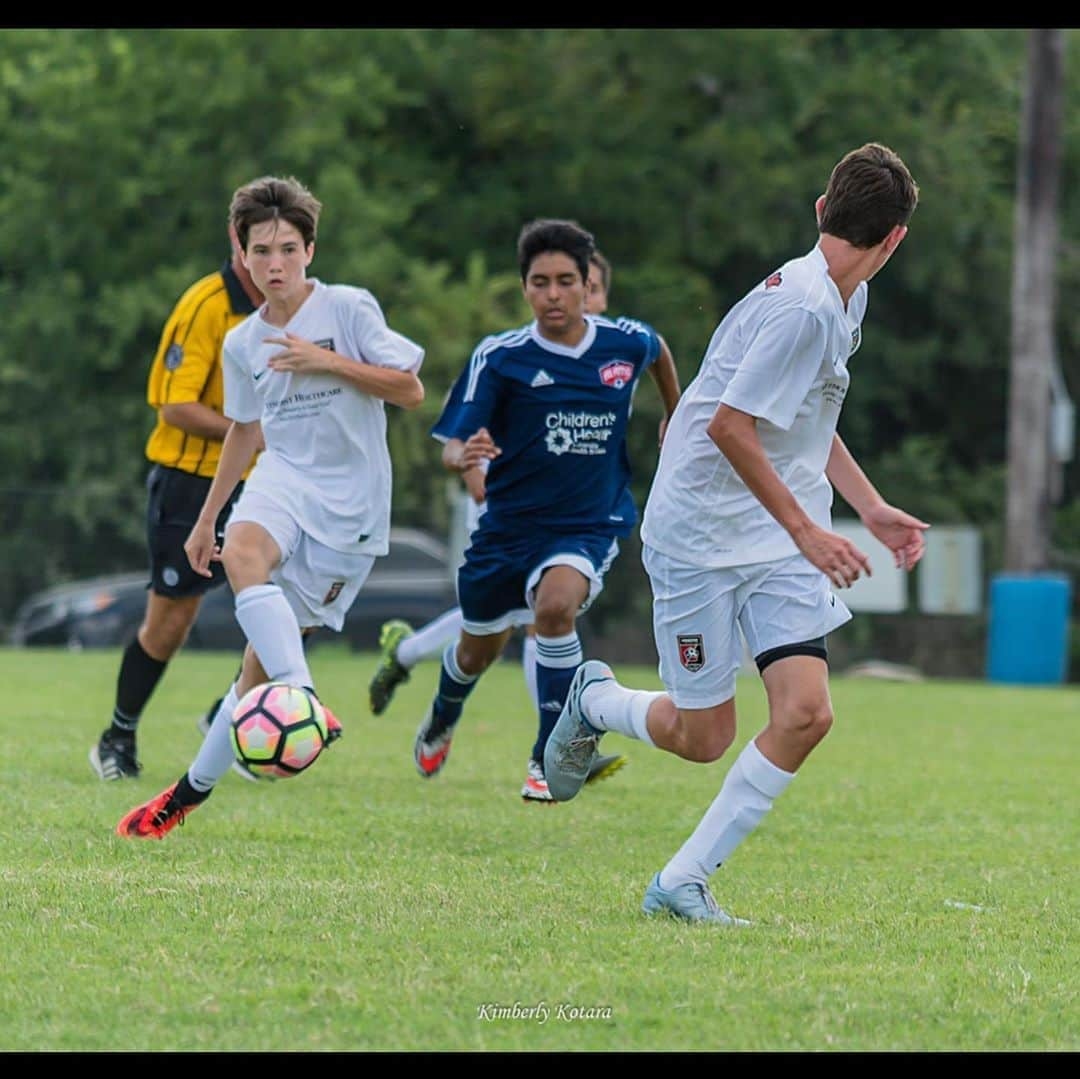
[322,580,346,605]
[162,566,180,588]
[677,633,705,672]
[164,344,183,370]
[599,360,634,389]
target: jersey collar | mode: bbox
[221,259,258,316]
[528,316,597,359]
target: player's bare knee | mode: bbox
[774,699,833,746]
[531,597,577,635]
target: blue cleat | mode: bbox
[642,872,750,925]
[542,660,614,802]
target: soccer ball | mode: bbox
[230,682,329,780]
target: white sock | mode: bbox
[188,684,240,792]
[580,678,661,746]
[396,608,464,669]
[234,584,312,688]
[521,634,539,713]
[659,738,794,890]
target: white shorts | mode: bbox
[643,545,852,709]
[226,490,375,632]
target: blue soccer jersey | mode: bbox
[433,315,661,537]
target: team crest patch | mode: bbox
[850,326,861,353]
[164,344,183,370]
[677,633,705,672]
[322,580,346,605]
[599,360,634,389]
[314,338,335,351]
[765,271,783,289]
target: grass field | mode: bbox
[2,644,1077,1052]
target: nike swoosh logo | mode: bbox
[253,369,268,381]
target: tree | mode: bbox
[1006,29,1066,571]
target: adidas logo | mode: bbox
[530,370,555,388]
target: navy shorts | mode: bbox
[457,525,621,635]
[145,464,242,598]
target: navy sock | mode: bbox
[428,642,479,738]
[531,632,583,762]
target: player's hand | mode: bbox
[862,503,930,570]
[264,332,335,374]
[184,519,222,578]
[795,523,872,589]
[463,466,487,504]
[461,428,501,471]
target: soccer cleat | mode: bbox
[585,753,628,785]
[521,759,556,803]
[89,729,142,781]
[641,872,750,925]
[542,660,614,802]
[413,704,456,778]
[196,710,260,784]
[322,704,343,747]
[115,782,201,840]
[368,619,414,716]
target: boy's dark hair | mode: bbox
[517,219,595,284]
[229,175,323,251]
[818,143,919,248]
[589,250,612,292]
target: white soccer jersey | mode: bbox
[223,279,423,556]
[641,243,867,568]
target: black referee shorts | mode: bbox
[145,464,242,599]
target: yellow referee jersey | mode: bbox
[144,260,258,478]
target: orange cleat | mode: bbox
[115,783,201,840]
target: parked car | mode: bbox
[9,527,458,653]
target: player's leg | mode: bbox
[521,565,590,801]
[222,494,311,690]
[369,607,466,716]
[644,554,849,921]
[411,527,526,779]
[91,465,233,781]
[414,628,510,778]
[116,642,268,840]
[525,536,630,800]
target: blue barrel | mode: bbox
[987,574,1073,684]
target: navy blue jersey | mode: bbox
[433,315,661,536]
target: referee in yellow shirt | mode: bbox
[90,227,262,781]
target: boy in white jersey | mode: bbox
[116,174,425,839]
[545,144,928,921]
[367,250,628,794]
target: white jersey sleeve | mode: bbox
[719,306,827,431]
[343,290,424,373]
[222,329,260,423]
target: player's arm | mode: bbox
[826,434,929,570]
[646,335,681,444]
[184,420,262,577]
[263,332,423,409]
[160,401,233,441]
[707,404,870,589]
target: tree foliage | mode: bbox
[1,28,1077,627]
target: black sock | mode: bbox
[111,637,167,734]
[174,773,213,808]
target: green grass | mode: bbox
[1,645,1078,1051]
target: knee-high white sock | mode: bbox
[659,738,794,890]
[234,584,312,688]
[521,633,539,713]
[188,684,241,792]
[396,608,464,669]
[580,678,662,746]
